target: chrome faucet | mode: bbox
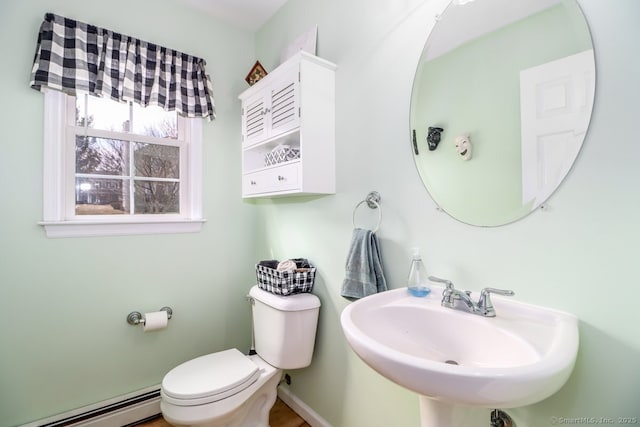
[428,276,514,317]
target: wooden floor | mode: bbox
[136,398,310,427]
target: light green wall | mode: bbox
[411,4,592,226]
[254,0,640,426]
[0,1,257,426]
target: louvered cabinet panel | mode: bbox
[241,92,267,147]
[268,69,300,139]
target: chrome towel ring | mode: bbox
[352,191,382,232]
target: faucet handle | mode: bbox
[478,287,514,317]
[430,276,457,308]
[428,275,454,289]
[481,287,515,297]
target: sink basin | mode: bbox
[340,286,579,408]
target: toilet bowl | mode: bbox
[160,286,321,427]
[161,350,281,427]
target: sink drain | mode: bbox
[444,359,459,365]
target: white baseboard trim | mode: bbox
[21,383,329,427]
[277,385,332,427]
[20,385,161,427]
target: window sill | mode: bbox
[39,218,206,238]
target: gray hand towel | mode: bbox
[341,228,387,300]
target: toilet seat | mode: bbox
[161,348,261,406]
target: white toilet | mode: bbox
[160,285,321,427]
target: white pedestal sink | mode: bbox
[419,399,491,427]
[340,286,579,426]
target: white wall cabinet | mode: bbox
[239,52,336,198]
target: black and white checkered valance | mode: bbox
[30,13,215,120]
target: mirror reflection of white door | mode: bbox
[520,49,595,207]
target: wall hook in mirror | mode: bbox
[427,127,444,151]
[455,134,472,160]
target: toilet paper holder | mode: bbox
[127,307,173,326]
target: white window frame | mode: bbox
[39,89,206,238]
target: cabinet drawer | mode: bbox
[243,162,301,196]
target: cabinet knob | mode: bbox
[251,180,256,185]
[277,175,285,181]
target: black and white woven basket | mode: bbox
[255,264,316,296]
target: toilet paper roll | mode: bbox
[143,311,168,332]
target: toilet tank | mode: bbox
[249,285,321,369]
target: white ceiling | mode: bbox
[178,0,289,31]
[425,0,560,60]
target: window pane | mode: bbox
[132,104,178,138]
[134,181,179,214]
[76,137,129,175]
[82,95,130,132]
[134,143,179,179]
[76,178,130,215]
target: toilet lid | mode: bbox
[162,348,260,405]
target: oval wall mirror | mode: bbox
[410,0,595,226]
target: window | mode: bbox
[40,90,204,238]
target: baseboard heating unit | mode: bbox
[20,385,162,427]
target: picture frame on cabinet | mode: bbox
[245,61,268,86]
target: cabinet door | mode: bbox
[242,91,267,147]
[268,67,300,140]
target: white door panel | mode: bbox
[520,49,594,206]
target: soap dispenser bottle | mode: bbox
[407,248,431,297]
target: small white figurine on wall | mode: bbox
[454,134,472,161]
